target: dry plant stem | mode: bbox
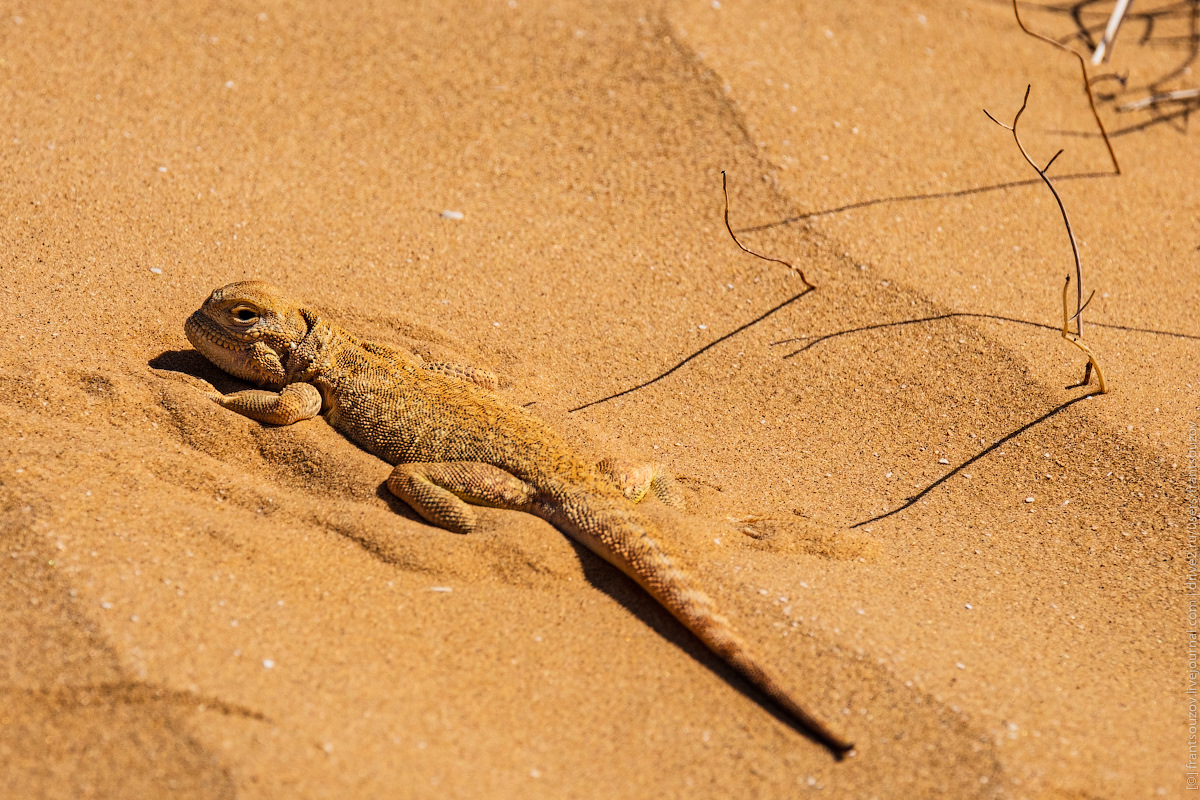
[1011,0,1120,174]
[1062,276,1108,393]
[1116,87,1200,111]
[1091,0,1133,65]
[985,86,1109,393]
[721,171,816,291]
[984,85,1085,336]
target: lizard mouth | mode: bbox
[184,310,253,354]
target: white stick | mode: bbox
[1116,87,1200,111]
[1091,0,1133,65]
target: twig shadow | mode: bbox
[736,172,1114,234]
[570,286,815,413]
[773,311,1200,358]
[851,393,1094,528]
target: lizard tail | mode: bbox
[554,496,855,758]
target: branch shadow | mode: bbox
[569,286,815,413]
[735,172,1114,234]
[1053,102,1196,136]
[772,311,1200,358]
[851,393,1095,528]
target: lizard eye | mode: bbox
[233,307,258,323]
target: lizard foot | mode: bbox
[386,462,536,534]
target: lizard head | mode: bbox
[185,281,310,387]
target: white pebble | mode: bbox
[263,659,275,669]
[938,458,949,464]
[429,586,452,592]
[956,662,966,669]
[150,267,162,274]
[440,209,464,220]
[1025,496,1034,503]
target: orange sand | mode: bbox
[1,1,1195,797]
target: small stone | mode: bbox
[440,209,464,220]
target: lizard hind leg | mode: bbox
[386,462,537,534]
[596,458,685,510]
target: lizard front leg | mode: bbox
[386,462,536,534]
[157,371,322,425]
[210,383,323,425]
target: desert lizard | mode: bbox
[178,280,854,757]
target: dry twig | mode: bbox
[1061,275,1107,392]
[1091,0,1133,65]
[1010,0,1120,174]
[1116,87,1200,111]
[722,172,816,291]
[985,85,1109,393]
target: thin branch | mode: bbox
[1043,148,1065,172]
[722,172,815,290]
[1068,288,1097,323]
[986,85,1109,393]
[1091,0,1133,64]
[1011,0,1121,173]
[984,85,1085,336]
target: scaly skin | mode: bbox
[181,280,853,757]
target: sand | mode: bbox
[1,0,1195,797]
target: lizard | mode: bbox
[178,280,854,758]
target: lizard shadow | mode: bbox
[563,532,843,753]
[149,350,253,394]
[373,477,844,751]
